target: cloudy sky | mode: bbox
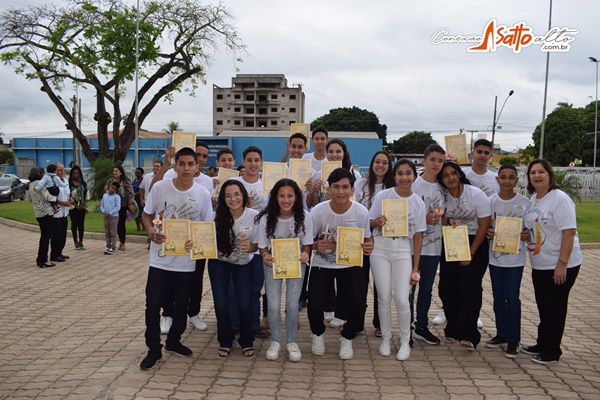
[0,0,598,152]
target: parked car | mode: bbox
[1,173,30,190]
[0,177,26,202]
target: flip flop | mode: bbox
[443,337,457,344]
[242,347,255,357]
[460,340,475,351]
[218,348,230,357]
[375,329,382,338]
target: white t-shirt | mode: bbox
[140,172,155,201]
[463,167,499,197]
[445,184,492,235]
[412,176,445,256]
[144,180,213,272]
[214,207,260,265]
[302,152,327,172]
[488,193,529,267]
[523,189,583,270]
[310,201,371,269]
[164,168,213,193]
[232,176,268,212]
[257,210,314,249]
[368,189,427,241]
[353,178,384,209]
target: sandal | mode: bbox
[443,337,457,344]
[460,340,475,351]
[119,243,126,251]
[375,329,382,338]
[218,348,231,357]
[242,347,255,357]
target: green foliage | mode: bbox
[310,107,388,144]
[389,131,437,154]
[499,156,518,166]
[555,170,582,202]
[87,157,117,200]
[0,148,14,165]
[162,121,182,135]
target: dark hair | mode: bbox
[290,132,308,146]
[526,159,559,194]
[243,146,262,160]
[136,167,145,175]
[326,138,352,170]
[328,167,355,187]
[195,140,208,151]
[237,165,246,172]
[28,166,45,182]
[473,139,492,150]
[215,180,249,257]
[208,166,218,173]
[359,151,395,208]
[498,164,518,175]
[153,159,163,166]
[311,128,328,138]
[423,144,445,158]
[112,165,130,183]
[46,164,57,174]
[394,159,418,179]
[256,179,305,239]
[110,181,121,191]
[68,165,87,188]
[436,161,471,188]
[175,147,198,162]
[217,148,234,159]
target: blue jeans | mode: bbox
[410,255,440,330]
[264,263,306,344]
[489,265,524,343]
[229,254,264,329]
[208,259,254,349]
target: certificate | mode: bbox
[172,131,196,152]
[320,161,342,193]
[492,216,522,254]
[271,238,302,279]
[290,123,311,150]
[289,158,312,190]
[444,134,468,164]
[382,199,408,237]
[262,162,286,195]
[190,221,218,260]
[162,219,190,256]
[336,227,364,266]
[442,225,471,262]
[213,168,239,196]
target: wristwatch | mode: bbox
[559,259,568,266]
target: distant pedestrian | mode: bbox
[68,165,88,250]
[132,167,144,231]
[50,163,71,263]
[104,165,136,251]
[28,166,57,268]
[100,181,121,255]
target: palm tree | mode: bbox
[555,169,582,202]
[162,121,182,135]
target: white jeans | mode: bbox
[370,236,412,343]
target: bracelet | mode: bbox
[559,259,568,266]
[261,252,269,259]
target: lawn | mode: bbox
[1,198,599,243]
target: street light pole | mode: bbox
[491,90,514,153]
[589,56,599,201]
[539,0,553,159]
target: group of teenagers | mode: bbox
[138,128,582,372]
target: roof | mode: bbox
[85,130,173,139]
[218,131,380,139]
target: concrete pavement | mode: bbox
[0,220,599,400]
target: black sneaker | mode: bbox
[413,328,441,345]
[165,341,193,357]
[531,353,559,365]
[505,342,519,359]
[140,351,162,370]
[520,344,542,355]
[409,334,414,348]
[485,335,508,348]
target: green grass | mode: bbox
[0,199,148,236]
[2,199,600,243]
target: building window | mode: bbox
[270,121,277,126]
[234,107,241,112]
[289,107,296,113]
[234,120,240,125]
[258,108,267,115]
[234,94,241,99]
[290,94,296,99]
[246,94,254,101]
[245,107,254,114]
[258,121,267,128]
[271,107,277,112]
[271,94,278,99]
[259,95,267,101]
[245,120,254,127]
[289,121,296,125]
[216,94,223,99]
[216,120,223,125]
[216,107,223,112]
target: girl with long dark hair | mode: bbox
[68,165,88,250]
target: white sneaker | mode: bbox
[160,316,172,335]
[329,317,346,328]
[287,343,302,362]
[188,315,208,331]
[379,338,391,357]
[433,309,446,325]
[477,318,484,329]
[339,337,353,359]
[311,333,325,355]
[266,341,280,360]
[323,311,335,322]
[396,342,411,361]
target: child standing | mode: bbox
[101,182,121,255]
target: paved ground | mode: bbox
[0,219,599,400]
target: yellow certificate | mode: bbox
[190,221,218,260]
[289,158,312,191]
[320,161,342,193]
[172,131,196,152]
[336,227,364,266]
[492,216,522,254]
[444,134,468,164]
[382,199,408,237]
[262,162,286,195]
[442,225,471,261]
[213,168,239,196]
[290,123,311,150]
[162,219,190,256]
[271,238,302,279]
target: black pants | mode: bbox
[163,260,205,318]
[50,216,68,260]
[69,208,86,244]
[36,215,53,265]
[439,236,488,347]
[532,266,580,359]
[117,206,127,244]
[308,266,366,340]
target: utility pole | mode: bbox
[71,95,78,167]
[467,130,479,152]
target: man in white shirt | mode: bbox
[463,139,499,197]
[139,160,162,210]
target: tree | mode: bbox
[310,106,388,144]
[0,148,14,165]
[389,131,437,154]
[0,0,244,163]
[162,121,182,135]
[499,156,518,166]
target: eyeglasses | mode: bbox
[225,192,243,200]
[475,150,491,155]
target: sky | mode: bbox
[0,0,598,152]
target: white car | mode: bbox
[1,174,30,190]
